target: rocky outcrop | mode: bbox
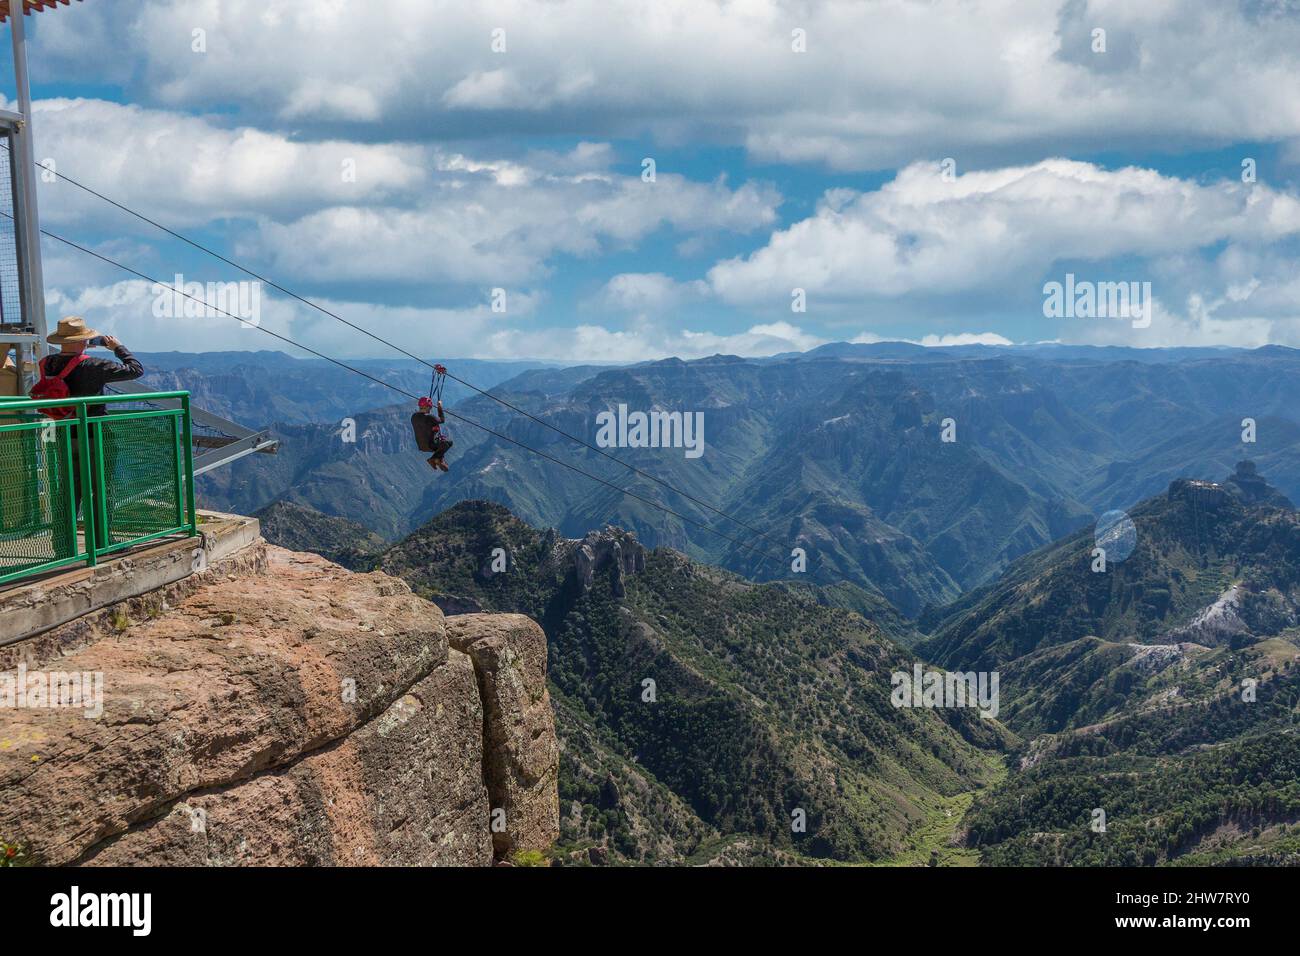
[447,614,559,858]
[84,652,489,866]
[1164,585,1250,647]
[1223,460,1295,510]
[571,527,646,597]
[0,546,558,866]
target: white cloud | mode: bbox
[32,0,1300,170]
[708,159,1300,305]
[44,280,541,359]
[917,332,1013,347]
[282,80,384,123]
[26,98,426,228]
[1054,298,1279,348]
[21,97,778,288]
[43,276,818,363]
[851,331,1014,347]
[244,173,779,285]
[482,319,825,363]
[1052,242,1300,348]
[1055,281,1300,349]
[27,2,1300,353]
[600,273,708,312]
[442,70,530,110]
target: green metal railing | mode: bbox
[0,391,197,585]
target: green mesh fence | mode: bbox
[0,393,197,586]
[0,416,77,579]
[97,413,184,548]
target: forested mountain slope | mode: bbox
[377,500,1010,864]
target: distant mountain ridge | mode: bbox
[136,351,553,425]
[195,345,1300,616]
[254,500,385,570]
[924,461,1300,671]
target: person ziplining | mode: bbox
[410,364,453,471]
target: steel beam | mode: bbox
[191,430,277,476]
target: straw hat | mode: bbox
[46,315,99,345]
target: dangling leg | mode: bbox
[433,438,452,471]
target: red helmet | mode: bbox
[418,396,434,411]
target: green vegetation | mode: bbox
[0,839,28,867]
[510,849,550,867]
[380,501,1011,865]
[925,477,1300,671]
[943,468,1300,866]
[966,731,1300,866]
[869,754,1006,867]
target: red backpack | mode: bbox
[29,354,87,419]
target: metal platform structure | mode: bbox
[0,3,47,396]
[0,0,277,472]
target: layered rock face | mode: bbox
[446,614,559,858]
[0,546,559,866]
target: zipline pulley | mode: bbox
[428,363,448,404]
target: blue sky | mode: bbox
[4,0,1300,361]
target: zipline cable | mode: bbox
[10,212,781,564]
[9,145,792,556]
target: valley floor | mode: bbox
[868,754,1008,868]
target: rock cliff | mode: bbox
[1224,459,1296,509]
[570,526,646,597]
[0,543,559,866]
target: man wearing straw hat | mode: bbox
[38,316,143,418]
[35,317,144,547]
